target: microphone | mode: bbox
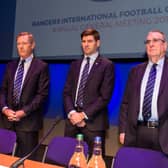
[9,116,62,168]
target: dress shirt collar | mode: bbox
[20,54,34,63]
[84,51,99,62]
[148,56,165,69]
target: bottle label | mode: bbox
[69,165,80,168]
[76,146,82,152]
[93,148,101,155]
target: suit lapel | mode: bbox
[137,63,147,91]
[158,58,168,97]
[75,59,83,87]
[86,55,101,84]
[135,63,147,117]
[12,60,19,78]
[22,57,36,90]
[11,60,20,88]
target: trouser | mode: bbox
[15,130,39,160]
[136,125,161,151]
[64,120,106,158]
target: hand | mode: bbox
[119,133,125,145]
[76,120,86,127]
[69,112,85,125]
[15,110,26,121]
[3,108,16,122]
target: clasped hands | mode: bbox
[3,108,26,122]
[69,112,86,127]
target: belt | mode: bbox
[137,121,159,128]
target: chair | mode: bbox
[42,136,88,167]
[0,128,17,156]
[112,147,168,168]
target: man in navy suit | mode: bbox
[63,28,115,156]
[0,32,49,159]
[119,30,168,154]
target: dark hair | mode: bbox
[81,28,100,41]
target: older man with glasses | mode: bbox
[119,29,168,155]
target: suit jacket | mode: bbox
[63,55,115,131]
[0,57,49,131]
[119,57,168,154]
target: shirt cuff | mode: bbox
[2,106,9,114]
[68,110,76,118]
[81,112,88,120]
[68,110,88,120]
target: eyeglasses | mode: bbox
[144,38,165,45]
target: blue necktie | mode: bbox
[13,60,25,105]
[76,57,90,108]
[142,64,157,121]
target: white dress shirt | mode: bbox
[68,52,99,118]
[138,57,164,121]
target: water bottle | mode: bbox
[68,134,87,168]
[87,136,106,168]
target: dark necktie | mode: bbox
[142,64,157,121]
[13,60,25,105]
[76,57,90,108]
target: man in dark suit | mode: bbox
[119,30,168,154]
[63,28,115,156]
[0,32,49,159]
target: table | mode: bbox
[0,154,64,168]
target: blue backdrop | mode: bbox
[0,61,141,126]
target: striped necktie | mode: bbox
[142,63,157,121]
[76,57,90,109]
[13,60,25,105]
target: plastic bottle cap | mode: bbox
[95,136,101,142]
[76,134,84,140]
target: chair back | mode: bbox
[0,128,17,156]
[113,147,168,168]
[42,136,88,166]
